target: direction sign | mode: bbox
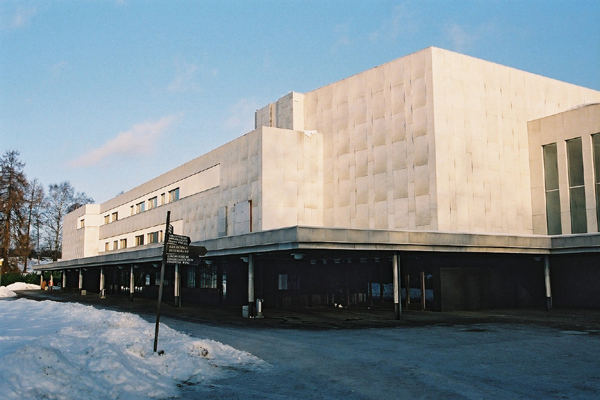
[166,253,192,265]
[167,234,191,246]
[166,243,189,254]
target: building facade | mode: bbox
[38,47,600,314]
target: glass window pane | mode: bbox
[543,144,559,191]
[546,190,562,235]
[570,186,588,233]
[593,134,600,184]
[567,137,585,187]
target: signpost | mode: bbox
[153,213,207,353]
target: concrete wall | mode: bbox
[63,204,101,260]
[528,104,600,234]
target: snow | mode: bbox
[6,282,41,291]
[0,287,17,298]
[0,299,266,400]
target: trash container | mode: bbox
[255,299,264,318]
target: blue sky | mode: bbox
[1,0,599,204]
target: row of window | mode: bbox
[101,187,180,226]
[104,231,163,252]
[543,134,600,234]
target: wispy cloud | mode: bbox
[167,58,200,93]
[0,6,37,30]
[369,3,418,43]
[445,24,475,53]
[443,21,497,53]
[223,98,258,135]
[69,115,180,168]
[332,23,351,52]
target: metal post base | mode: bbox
[175,296,181,308]
[394,303,401,320]
[546,297,553,311]
[130,292,134,302]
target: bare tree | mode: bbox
[0,150,28,272]
[44,182,93,261]
[18,179,44,272]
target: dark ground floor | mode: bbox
[43,250,600,314]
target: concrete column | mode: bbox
[248,254,254,317]
[40,273,43,288]
[393,252,401,320]
[62,270,66,290]
[544,255,552,311]
[78,269,84,295]
[49,273,53,290]
[99,266,105,299]
[174,264,181,308]
[130,265,135,301]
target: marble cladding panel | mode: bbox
[261,128,324,230]
[304,47,437,230]
[431,47,600,234]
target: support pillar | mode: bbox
[174,264,181,308]
[130,265,135,301]
[393,252,401,320]
[420,271,426,311]
[78,269,84,295]
[62,270,66,290]
[40,273,43,288]
[544,255,552,311]
[248,254,254,318]
[49,273,53,290]
[405,275,411,307]
[99,266,105,298]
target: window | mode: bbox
[135,201,145,214]
[145,275,151,286]
[135,235,144,246]
[113,240,118,250]
[592,134,600,231]
[104,215,110,225]
[187,267,196,288]
[104,242,110,251]
[112,212,118,222]
[148,197,157,210]
[160,193,166,205]
[159,230,164,242]
[278,274,288,290]
[567,138,587,233]
[120,239,127,249]
[168,188,180,202]
[130,205,134,216]
[199,265,217,288]
[79,219,85,228]
[543,143,562,235]
[147,231,159,244]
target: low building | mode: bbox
[36,47,600,314]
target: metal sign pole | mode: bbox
[154,211,171,354]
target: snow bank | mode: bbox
[0,286,17,298]
[0,299,266,400]
[6,282,41,291]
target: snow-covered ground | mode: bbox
[0,299,265,400]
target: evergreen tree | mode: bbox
[0,151,28,272]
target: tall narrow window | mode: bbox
[136,201,145,214]
[160,193,166,205]
[168,188,180,202]
[543,143,562,235]
[567,138,587,233]
[112,212,118,222]
[104,215,110,225]
[148,197,157,210]
[135,235,144,246]
[113,240,118,250]
[187,267,196,288]
[120,238,127,249]
[592,134,600,231]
